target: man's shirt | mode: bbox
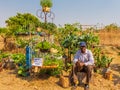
[73,49,94,66]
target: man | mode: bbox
[73,41,94,89]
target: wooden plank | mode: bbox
[32,65,58,69]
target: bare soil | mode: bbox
[0,46,120,90]
[0,31,120,90]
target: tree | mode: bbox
[58,23,81,35]
[104,23,119,31]
[61,33,78,63]
[5,13,41,35]
[56,23,81,46]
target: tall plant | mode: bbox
[78,31,99,49]
[61,33,78,63]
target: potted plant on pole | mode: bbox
[40,0,53,12]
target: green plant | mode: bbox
[39,54,64,76]
[95,55,113,68]
[16,39,29,48]
[78,31,99,49]
[51,43,63,55]
[17,65,29,77]
[40,0,53,7]
[61,33,78,62]
[0,53,10,59]
[35,41,51,50]
[11,53,25,65]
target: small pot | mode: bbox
[42,7,50,12]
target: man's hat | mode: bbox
[80,41,86,47]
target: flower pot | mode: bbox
[40,49,50,52]
[42,7,51,12]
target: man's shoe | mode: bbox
[84,84,89,90]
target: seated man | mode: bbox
[73,41,94,89]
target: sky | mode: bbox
[0,0,120,27]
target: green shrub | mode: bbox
[95,55,113,68]
[11,53,25,65]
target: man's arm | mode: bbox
[84,50,94,66]
[73,51,80,64]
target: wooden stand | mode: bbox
[31,65,58,76]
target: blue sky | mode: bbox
[0,0,120,27]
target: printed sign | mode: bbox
[32,58,43,66]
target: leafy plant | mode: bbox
[39,54,64,76]
[17,65,29,77]
[0,53,10,59]
[95,55,113,68]
[11,53,25,65]
[11,53,30,77]
[78,31,99,49]
[51,43,63,55]
[5,13,40,35]
[35,40,51,51]
[16,39,29,48]
[61,33,78,62]
[16,38,35,48]
[40,0,53,8]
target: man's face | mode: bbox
[80,46,86,53]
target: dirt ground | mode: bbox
[0,46,120,90]
[0,30,120,90]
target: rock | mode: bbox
[34,86,38,90]
[59,75,70,88]
[98,79,102,82]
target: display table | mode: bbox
[31,65,58,73]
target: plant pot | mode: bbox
[40,49,50,52]
[42,7,51,12]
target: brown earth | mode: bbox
[0,46,120,90]
[0,31,120,90]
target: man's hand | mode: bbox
[76,61,84,67]
[75,61,84,72]
[79,62,85,66]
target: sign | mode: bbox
[32,58,43,66]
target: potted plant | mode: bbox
[35,40,51,52]
[40,0,53,12]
